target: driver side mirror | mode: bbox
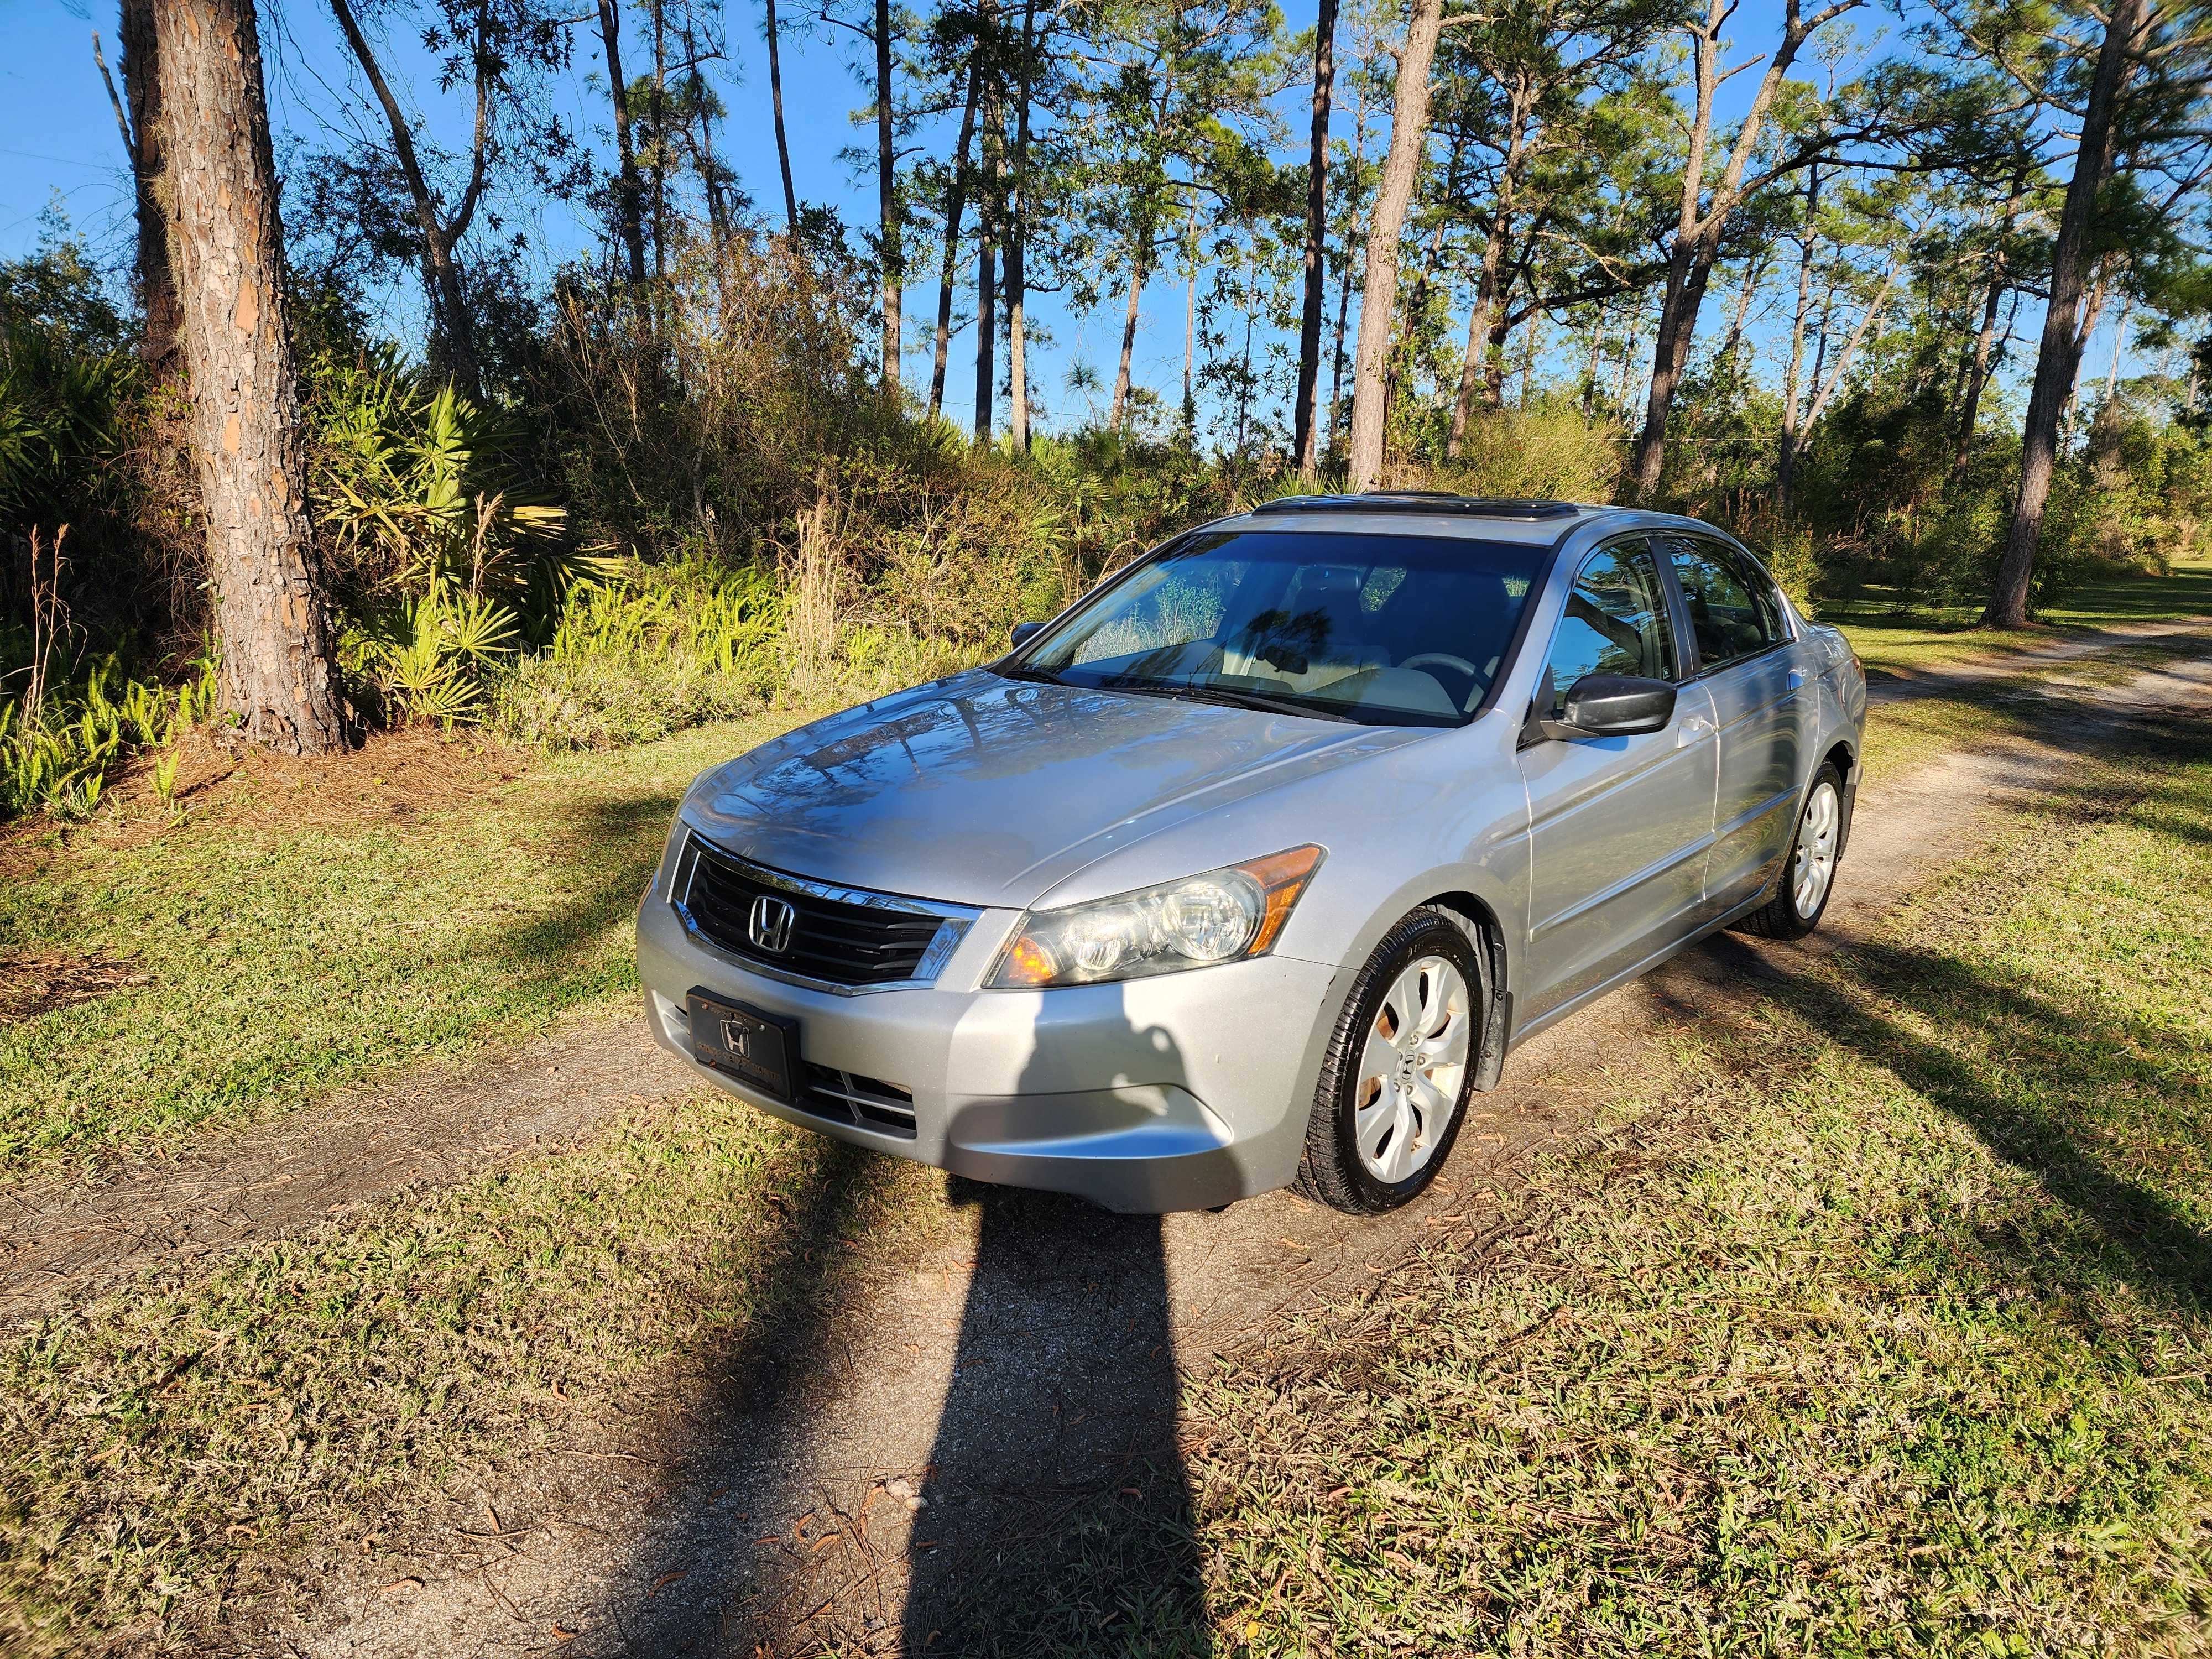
[1009,621,1045,649]
[1522,674,1677,745]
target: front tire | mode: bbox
[1294,907,1484,1214]
[1739,761,1845,940]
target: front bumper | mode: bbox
[636,883,1343,1212]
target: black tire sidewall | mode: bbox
[1324,912,1485,1212]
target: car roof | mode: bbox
[1215,495,1737,552]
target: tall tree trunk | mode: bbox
[1004,0,1037,447]
[1444,292,1488,458]
[1182,216,1198,435]
[1626,0,1837,503]
[2057,265,2111,454]
[1345,0,1445,491]
[114,1,181,373]
[2104,290,2133,401]
[1777,168,1820,497]
[1292,0,1339,477]
[1109,241,1145,433]
[1953,199,2020,479]
[596,0,647,283]
[1516,306,1543,404]
[649,2,667,277]
[1984,0,2142,627]
[973,82,1000,442]
[681,12,733,251]
[875,0,902,384]
[327,0,484,398]
[927,62,980,420]
[1327,229,1353,458]
[1447,202,1514,452]
[156,0,345,754]
[766,0,799,234]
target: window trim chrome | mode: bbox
[670,829,979,996]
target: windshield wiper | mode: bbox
[995,664,1065,686]
[1163,683,1359,723]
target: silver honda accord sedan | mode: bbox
[636,495,1866,1215]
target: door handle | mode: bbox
[1787,669,1807,691]
[1675,717,1713,748]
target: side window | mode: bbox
[1539,541,1678,717]
[1668,536,1777,670]
[1733,548,1791,642]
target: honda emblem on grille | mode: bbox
[748,894,797,954]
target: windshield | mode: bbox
[1006,529,1541,727]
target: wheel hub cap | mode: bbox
[1354,955,1472,1185]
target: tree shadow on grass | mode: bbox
[1690,925,2212,1315]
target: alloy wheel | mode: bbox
[1353,956,1471,1184]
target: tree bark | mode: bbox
[326,0,484,398]
[766,0,799,234]
[156,0,345,754]
[1181,216,1197,435]
[1108,242,1145,434]
[649,3,667,278]
[1327,223,1353,458]
[1292,0,1339,477]
[927,62,980,420]
[1777,167,1819,495]
[1345,0,1446,491]
[596,0,647,283]
[1952,213,2013,477]
[113,2,182,373]
[875,0,902,384]
[1983,0,2144,627]
[973,81,1001,442]
[1005,0,1037,447]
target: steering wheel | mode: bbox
[1399,651,1483,706]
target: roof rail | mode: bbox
[1249,493,1583,521]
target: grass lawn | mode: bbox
[1828,555,2212,678]
[0,710,810,1177]
[1185,716,2212,1656]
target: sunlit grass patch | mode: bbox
[0,709,808,1176]
[1187,728,2212,1656]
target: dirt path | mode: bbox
[160,639,2208,1659]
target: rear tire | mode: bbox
[1739,761,1845,940]
[1294,907,1484,1215]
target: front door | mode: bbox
[1661,534,1807,912]
[1516,538,1717,1024]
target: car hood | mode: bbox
[681,670,1421,907]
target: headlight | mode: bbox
[987,845,1324,988]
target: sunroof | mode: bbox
[1250,494,1584,521]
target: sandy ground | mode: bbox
[6,625,2207,1657]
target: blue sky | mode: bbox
[0,0,2104,441]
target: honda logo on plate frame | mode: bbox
[748,893,797,954]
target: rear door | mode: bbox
[1660,534,1807,914]
[1516,536,1718,1024]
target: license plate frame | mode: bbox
[686,988,800,1103]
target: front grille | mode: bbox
[677,836,957,987]
[798,1064,917,1138]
